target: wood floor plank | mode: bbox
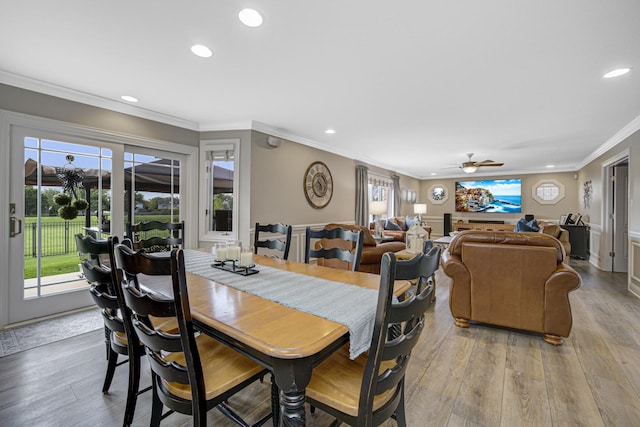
[541,341,604,426]
[500,333,552,426]
[405,330,476,427]
[451,326,508,426]
[608,342,640,398]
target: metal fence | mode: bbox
[24,221,95,257]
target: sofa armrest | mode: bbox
[544,263,581,337]
[441,250,472,320]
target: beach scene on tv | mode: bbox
[455,179,522,213]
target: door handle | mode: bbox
[9,203,22,238]
[10,216,22,238]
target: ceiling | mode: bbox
[1,1,639,179]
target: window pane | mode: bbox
[209,149,234,232]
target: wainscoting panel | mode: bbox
[630,231,640,299]
[588,224,601,269]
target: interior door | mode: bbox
[612,163,629,272]
[8,126,122,324]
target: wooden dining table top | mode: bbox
[177,251,410,360]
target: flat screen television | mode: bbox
[455,179,522,213]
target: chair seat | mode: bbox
[163,334,266,401]
[112,316,178,347]
[150,315,179,334]
[306,345,396,417]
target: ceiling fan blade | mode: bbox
[477,162,504,167]
[476,159,500,165]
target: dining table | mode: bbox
[150,248,410,426]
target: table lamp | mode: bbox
[369,200,388,237]
[413,203,427,225]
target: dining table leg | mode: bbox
[273,358,313,426]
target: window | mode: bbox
[124,150,183,234]
[200,140,239,240]
[531,179,565,205]
[428,184,449,204]
[368,174,394,223]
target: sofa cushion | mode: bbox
[384,219,402,231]
[539,224,562,239]
[360,241,406,264]
[324,223,377,247]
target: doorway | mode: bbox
[8,126,123,324]
[604,154,629,273]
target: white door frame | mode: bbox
[600,148,630,273]
[0,110,198,328]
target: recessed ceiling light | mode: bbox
[546,164,555,168]
[238,9,263,27]
[191,44,213,58]
[430,172,437,176]
[325,129,336,134]
[603,68,631,78]
[121,95,138,103]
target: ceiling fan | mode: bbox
[461,153,504,173]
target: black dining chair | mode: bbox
[114,244,277,427]
[305,251,436,426]
[126,220,184,252]
[75,234,149,427]
[304,226,364,272]
[254,222,292,260]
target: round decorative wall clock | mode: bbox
[304,161,333,209]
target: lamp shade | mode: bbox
[369,200,388,216]
[413,203,427,215]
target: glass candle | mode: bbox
[239,247,254,267]
[214,242,228,261]
[227,241,241,261]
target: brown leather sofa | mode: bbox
[319,224,406,274]
[441,230,581,345]
[369,217,432,242]
[537,222,572,257]
[453,220,572,257]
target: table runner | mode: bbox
[183,249,378,359]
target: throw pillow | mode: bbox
[515,218,540,232]
[384,219,402,231]
[405,215,420,228]
[395,217,407,231]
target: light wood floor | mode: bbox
[1,260,639,426]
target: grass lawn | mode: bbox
[24,253,81,279]
[23,214,175,279]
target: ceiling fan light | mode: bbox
[462,162,477,173]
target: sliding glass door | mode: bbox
[8,126,122,323]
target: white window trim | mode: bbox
[199,139,240,242]
[531,179,565,205]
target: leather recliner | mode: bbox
[441,230,581,345]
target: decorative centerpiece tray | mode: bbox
[211,261,259,276]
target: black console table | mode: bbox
[563,225,590,259]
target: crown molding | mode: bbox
[0,70,199,131]
[577,114,640,170]
[3,70,636,180]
